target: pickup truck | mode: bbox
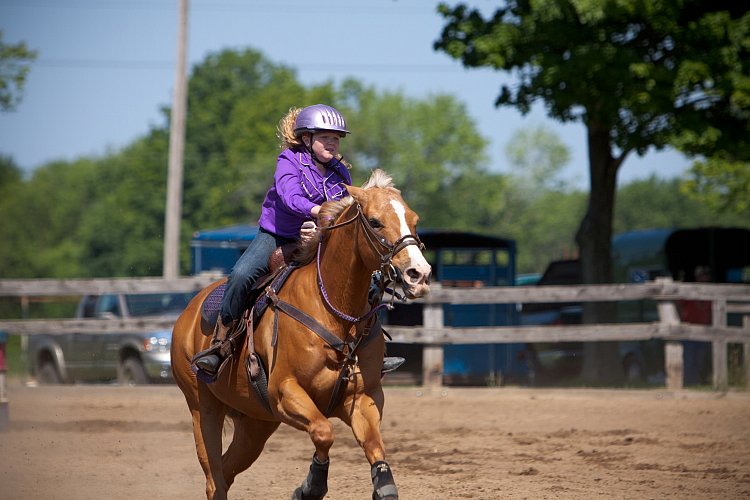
[520,259,651,384]
[28,292,195,385]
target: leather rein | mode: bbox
[264,202,423,416]
[316,202,424,322]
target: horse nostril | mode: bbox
[406,268,426,284]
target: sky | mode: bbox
[1,0,692,189]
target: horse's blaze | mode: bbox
[389,199,432,298]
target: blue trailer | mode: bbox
[190,225,527,386]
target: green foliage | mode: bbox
[681,157,750,216]
[341,80,493,229]
[508,189,587,273]
[504,125,572,194]
[435,1,750,282]
[435,0,705,154]
[0,48,504,278]
[181,49,342,238]
[2,45,742,284]
[614,175,747,233]
[0,154,22,193]
[0,158,98,277]
[0,31,37,111]
[76,133,170,276]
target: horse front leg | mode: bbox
[343,388,399,500]
[276,381,335,500]
[291,454,330,500]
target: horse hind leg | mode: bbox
[221,412,280,490]
[187,385,230,500]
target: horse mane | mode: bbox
[361,168,398,191]
[293,197,354,265]
[293,169,395,265]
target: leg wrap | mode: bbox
[293,455,329,500]
[371,461,398,500]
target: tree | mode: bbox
[435,1,750,384]
[616,175,745,232]
[0,158,98,278]
[0,31,37,111]
[681,158,750,216]
[504,125,571,194]
[0,154,22,191]
[340,80,499,230]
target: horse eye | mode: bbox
[368,217,384,229]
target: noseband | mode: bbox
[317,203,424,324]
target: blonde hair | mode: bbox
[276,106,352,170]
[277,107,304,150]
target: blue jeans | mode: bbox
[220,228,293,324]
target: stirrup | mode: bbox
[191,344,232,383]
[381,356,406,374]
[195,353,221,374]
[191,319,240,383]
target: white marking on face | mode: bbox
[390,199,428,265]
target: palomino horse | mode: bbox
[171,169,431,500]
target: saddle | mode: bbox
[191,244,297,389]
[199,243,297,335]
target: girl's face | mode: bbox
[308,132,342,164]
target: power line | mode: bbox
[34,58,466,74]
[6,0,431,15]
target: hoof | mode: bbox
[371,461,398,500]
[291,486,326,500]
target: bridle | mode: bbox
[316,202,424,324]
[259,199,425,417]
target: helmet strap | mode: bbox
[305,132,334,168]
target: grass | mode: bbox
[3,334,28,378]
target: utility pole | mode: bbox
[163,0,189,279]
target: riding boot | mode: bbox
[194,318,238,376]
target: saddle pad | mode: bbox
[200,283,226,332]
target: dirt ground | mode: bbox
[1,383,749,500]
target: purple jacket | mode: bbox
[258,148,353,238]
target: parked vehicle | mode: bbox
[520,259,648,384]
[28,292,196,385]
[522,226,750,385]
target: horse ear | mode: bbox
[346,185,368,204]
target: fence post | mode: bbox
[712,298,728,390]
[743,316,750,389]
[0,330,8,431]
[422,300,444,388]
[656,278,683,391]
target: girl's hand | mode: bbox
[300,220,317,243]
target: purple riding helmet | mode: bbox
[294,104,350,137]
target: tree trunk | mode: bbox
[576,123,627,386]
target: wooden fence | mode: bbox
[0,276,749,391]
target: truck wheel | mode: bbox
[118,357,149,385]
[38,360,62,384]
